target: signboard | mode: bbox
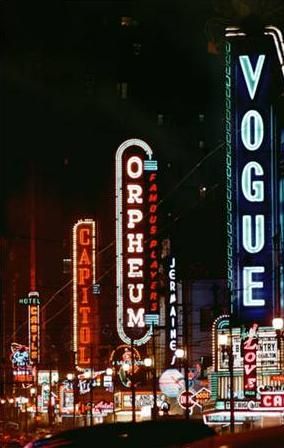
[115,139,159,346]
[243,324,258,398]
[159,369,184,398]
[10,342,33,383]
[178,387,211,411]
[73,219,96,369]
[225,26,283,326]
[28,291,40,364]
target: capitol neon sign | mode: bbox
[73,219,96,368]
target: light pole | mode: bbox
[106,367,116,422]
[122,340,136,423]
[272,317,284,372]
[67,373,76,427]
[130,339,136,423]
[144,357,158,420]
[175,348,190,420]
[219,331,235,433]
[30,387,37,428]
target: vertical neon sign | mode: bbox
[115,139,159,346]
[73,219,96,369]
[28,291,40,364]
[226,26,283,326]
[167,256,178,366]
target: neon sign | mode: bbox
[28,291,40,364]
[167,257,178,366]
[73,219,96,369]
[226,27,283,325]
[115,139,159,345]
[242,323,258,398]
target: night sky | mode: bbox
[2,0,225,259]
[1,0,230,356]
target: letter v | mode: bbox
[239,55,265,99]
[245,364,256,375]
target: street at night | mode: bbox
[1,1,284,447]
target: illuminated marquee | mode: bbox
[225,26,284,325]
[249,386,284,411]
[73,219,96,369]
[115,139,159,346]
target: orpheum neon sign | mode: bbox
[115,139,159,345]
[225,26,284,325]
[73,219,96,368]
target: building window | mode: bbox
[117,82,128,99]
[133,42,142,56]
[120,16,138,27]
[63,258,71,274]
[200,307,214,331]
[157,114,164,126]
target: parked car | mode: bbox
[23,418,216,448]
[184,424,284,448]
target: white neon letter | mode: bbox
[243,266,265,306]
[239,54,265,100]
[127,184,143,204]
[241,110,264,151]
[241,162,264,202]
[127,308,145,327]
[127,259,143,277]
[242,215,265,253]
[127,156,143,179]
[127,209,143,228]
[128,284,144,303]
[127,233,143,253]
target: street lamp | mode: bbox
[106,367,116,422]
[144,357,158,420]
[272,317,284,372]
[30,386,38,428]
[219,331,235,433]
[122,359,136,422]
[175,348,190,420]
[67,373,76,427]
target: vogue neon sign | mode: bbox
[225,26,283,325]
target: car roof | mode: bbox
[29,418,216,448]
[185,424,284,448]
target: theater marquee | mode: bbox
[73,219,96,369]
[115,139,159,346]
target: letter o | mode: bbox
[245,352,256,363]
[241,110,264,150]
[127,156,143,179]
